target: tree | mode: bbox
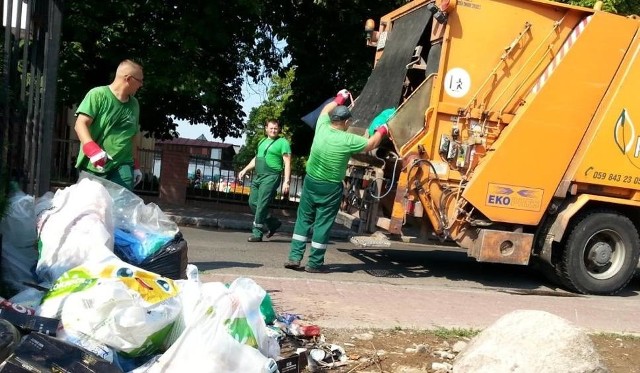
[57,1,285,140]
[555,0,639,14]
[234,68,306,174]
[269,0,407,156]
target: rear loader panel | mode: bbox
[461,11,638,225]
[565,31,640,193]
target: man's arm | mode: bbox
[133,133,143,185]
[321,89,350,115]
[363,131,385,153]
[74,114,94,145]
[238,157,256,179]
[282,154,291,195]
[75,113,110,171]
[320,101,338,116]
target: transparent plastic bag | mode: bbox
[0,190,38,293]
[79,172,178,237]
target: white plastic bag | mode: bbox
[38,261,181,357]
[0,190,38,293]
[36,178,117,283]
[149,280,277,373]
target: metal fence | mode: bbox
[186,155,301,209]
[49,138,161,194]
[135,148,161,194]
[1,0,64,196]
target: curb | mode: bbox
[166,214,354,240]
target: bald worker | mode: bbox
[74,59,144,190]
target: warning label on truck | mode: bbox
[486,183,544,212]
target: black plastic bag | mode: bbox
[136,232,188,280]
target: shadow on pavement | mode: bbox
[196,261,263,271]
[335,247,558,291]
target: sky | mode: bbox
[175,76,271,146]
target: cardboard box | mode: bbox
[0,333,122,373]
[276,351,307,373]
[0,309,59,336]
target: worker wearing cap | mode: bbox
[285,89,390,273]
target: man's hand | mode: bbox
[134,169,143,186]
[238,169,246,180]
[333,89,350,106]
[82,141,109,171]
[282,180,290,196]
[133,159,143,186]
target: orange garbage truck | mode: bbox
[342,0,640,295]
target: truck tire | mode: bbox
[560,210,640,295]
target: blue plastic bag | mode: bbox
[114,228,172,265]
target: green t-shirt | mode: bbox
[306,114,368,183]
[257,137,291,172]
[75,86,140,173]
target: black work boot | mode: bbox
[266,221,282,238]
[284,260,301,270]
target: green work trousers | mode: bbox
[248,172,282,238]
[288,175,343,268]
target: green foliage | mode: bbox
[553,0,640,14]
[433,326,481,339]
[234,68,307,175]
[57,1,286,140]
[266,0,407,155]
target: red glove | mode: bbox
[376,124,389,137]
[333,89,350,105]
[82,141,109,171]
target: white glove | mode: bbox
[134,168,143,186]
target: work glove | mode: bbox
[82,141,109,171]
[333,89,350,106]
[372,123,389,137]
[133,159,143,186]
[368,108,396,137]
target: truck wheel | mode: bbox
[560,211,640,295]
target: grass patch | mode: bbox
[433,326,481,339]
[591,332,640,340]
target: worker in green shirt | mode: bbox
[74,59,144,190]
[239,119,292,242]
[285,89,390,273]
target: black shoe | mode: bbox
[284,260,301,270]
[305,265,330,274]
[247,236,262,242]
[266,221,282,238]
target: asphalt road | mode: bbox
[182,226,639,293]
[181,226,640,333]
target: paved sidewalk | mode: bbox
[201,273,640,335]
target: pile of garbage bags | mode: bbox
[0,174,300,372]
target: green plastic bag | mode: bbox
[368,108,396,136]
